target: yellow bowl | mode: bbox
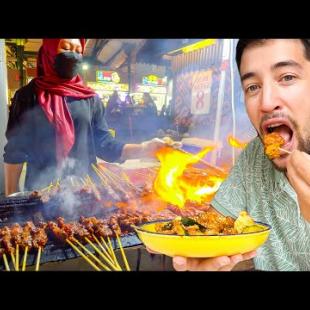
[133,220,271,258]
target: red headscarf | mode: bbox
[33,39,96,163]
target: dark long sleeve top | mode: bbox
[3,82,125,191]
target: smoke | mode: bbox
[28,157,89,220]
[51,176,82,219]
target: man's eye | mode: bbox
[281,75,295,82]
[246,85,259,93]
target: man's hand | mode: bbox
[286,150,310,221]
[172,252,256,271]
[146,247,256,271]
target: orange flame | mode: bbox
[227,135,248,149]
[153,146,226,209]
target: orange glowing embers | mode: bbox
[153,146,227,209]
[227,135,248,149]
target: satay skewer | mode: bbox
[15,244,19,271]
[71,238,110,271]
[101,167,138,192]
[106,236,122,270]
[84,175,101,200]
[84,237,121,271]
[10,252,16,270]
[35,247,42,271]
[115,233,130,271]
[22,246,28,271]
[66,239,101,271]
[91,234,119,269]
[3,254,10,271]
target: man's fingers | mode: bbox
[218,254,243,271]
[241,250,257,261]
[173,256,188,271]
[219,251,257,271]
[173,255,231,271]
[172,251,257,271]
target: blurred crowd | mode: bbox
[105,91,179,143]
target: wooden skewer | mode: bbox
[85,237,120,271]
[16,244,19,271]
[279,148,292,155]
[103,167,135,192]
[35,247,42,272]
[80,177,87,186]
[101,237,121,268]
[92,166,123,199]
[92,165,110,186]
[84,175,101,200]
[10,252,16,270]
[3,254,10,271]
[72,238,110,271]
[92,235,118,268]
[115,234,130,271]
[106,236,122,270]
[22,246,28,271]
[66,239,101,271]
[95,166,117,185]
[100,237,114,259]
[47,182,54,193]
[40,183,53,192]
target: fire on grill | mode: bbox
[0,138,239,271]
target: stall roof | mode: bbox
[6,39,204,70]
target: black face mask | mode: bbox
[54,51,83,79]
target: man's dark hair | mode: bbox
[235,39,310,72]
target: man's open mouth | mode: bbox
[262,118,295,151]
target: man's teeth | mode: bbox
[268,123,283,129]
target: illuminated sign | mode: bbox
[168,39,217,55]
[96,71,121,83]
[88,82,129,92]
[142,75,167,86]
[136,84,167,94]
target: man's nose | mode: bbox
[260,84,282,113]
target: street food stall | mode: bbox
[87,70,129,107]
[0,39,269,272]
[0,133,269,271]
[132,74,168,113]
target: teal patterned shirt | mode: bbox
[212,136,310,271]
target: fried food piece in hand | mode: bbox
[263,132,285,159]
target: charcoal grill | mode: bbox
[0,194,144,271]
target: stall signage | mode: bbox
[96,71,121,83]
[88,82,128,92]
[136,84,167,94]
[191,70,213,115]
[142,74,167,86]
